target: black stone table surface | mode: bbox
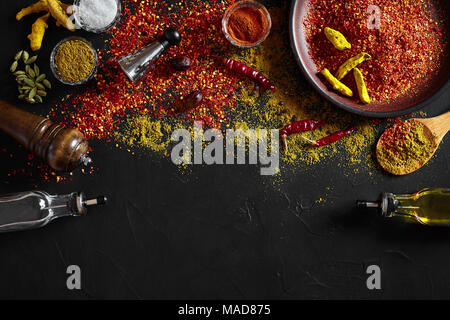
[0,0,448,299]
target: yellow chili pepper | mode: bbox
[321,68,353,97]
[336,52,371,80]
[353,68,371,104]
[324,27,351,51]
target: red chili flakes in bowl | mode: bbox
[304,0,447,103]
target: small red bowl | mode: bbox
[222,0,272,49]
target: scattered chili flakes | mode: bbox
[6,0,243,183]
[304,0,447,102]
[52,0,239,140]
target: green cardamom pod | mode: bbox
[18,94,26,100]
[34,95,43,103]
[14,51,23,61]
[36,82,46,90]
[26,66,35,78]
[37,90,47,97]
[33,64,39,76]
[28,87,37,100]
[36,74,46,82]
[23,78,35,87]
[16,75,27,82]
[25,55,37,65]
[43,79,52,89]
[22,51,29,63]
[13,71,26,76]
[10,61,18,73]
[26,97,36,104]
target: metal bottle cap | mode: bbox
[356,192,398,217]
[72,192,108,215]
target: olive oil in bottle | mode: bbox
[357,188,450,226]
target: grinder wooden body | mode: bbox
[0,100,89,172]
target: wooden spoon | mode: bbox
[377,111,450,175]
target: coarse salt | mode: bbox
[77,0,118,31]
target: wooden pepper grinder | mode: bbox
[0,100,91,172]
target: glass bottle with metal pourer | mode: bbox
[0,191,107,233]
[357,188,450,226]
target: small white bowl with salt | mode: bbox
[72,0,122,33]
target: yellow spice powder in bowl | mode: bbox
[50,37,98,85]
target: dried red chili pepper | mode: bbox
[281,120,325,151]
[306,127,356,147]
[220,57,276,92]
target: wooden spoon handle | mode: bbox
[429,110,450,139]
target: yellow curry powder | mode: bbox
[376,120,435,175]
[116,116,172,153]
[115,6,378,176]
[55,40,95,83]
[231,6,377,169]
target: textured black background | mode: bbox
[0,0,449,300]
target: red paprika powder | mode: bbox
[227,5,268,44]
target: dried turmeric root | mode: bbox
[16,0,74,51]
[321,68,353,97]
[16,0,48,21]
[353,68,371,104]
[335,52,372,80]
[28,12,50,51]
[55,0,72,25]
[59,2,70,11]
[324,27,351,51]
[47,0,75,31]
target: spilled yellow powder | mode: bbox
[114,5,379,182]
[231,5,378,170]
[116,116,171,152]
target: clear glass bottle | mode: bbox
[357,188,450,226]
[0,191,107,233]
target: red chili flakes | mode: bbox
[380,117,423,154]
[304,0,447,102]
[6,0,253,183]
